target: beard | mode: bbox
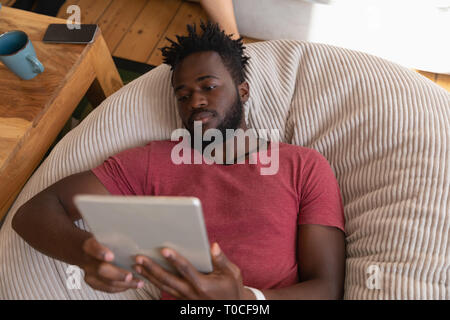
[185,88,244,150]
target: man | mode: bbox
[12,21,345,300]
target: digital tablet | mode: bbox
[73,195,213,278]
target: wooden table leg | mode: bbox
[86,79,107,108]
[87,30,124,106]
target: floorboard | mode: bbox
[114,0,182,63]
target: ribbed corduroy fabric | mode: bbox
[0,40,448,299]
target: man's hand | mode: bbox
[81,237,144,293]
[134,242,249,299]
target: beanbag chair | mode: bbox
[0,39,448,299]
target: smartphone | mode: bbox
[42,24,98,44]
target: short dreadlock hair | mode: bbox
[160,20,250,86]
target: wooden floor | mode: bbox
[3,0,449,91]
[55,0,259,66]
[415,70,450,92]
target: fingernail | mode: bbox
[136,257,143,264]
[104,252,114,261]
[137,281,144,289]
[162,249,173,258]
[135,266,142,274]
[125,273,132,282]
[212,243,221,256]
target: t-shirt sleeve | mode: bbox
[91,145,149,195]
[298,149,345,233]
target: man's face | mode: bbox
[172,51,249,138]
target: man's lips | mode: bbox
[191,111,214,124]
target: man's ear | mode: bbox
[238,81,250,103]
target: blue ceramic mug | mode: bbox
[0,30,44,80]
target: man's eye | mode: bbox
[177,95,189,102]
[204,85,216,91]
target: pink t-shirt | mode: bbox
[91,139,345,299]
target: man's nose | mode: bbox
[190,91,207,109]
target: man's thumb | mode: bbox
[211,242,227,269]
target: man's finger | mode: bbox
[82,237,114,262]
[161,248,203,288]
[135,256,195,299]
[97,262,134,282]
[134,264,184,299]
[210,243,232,271]
[97,273,144,290]
[84,274,130,294]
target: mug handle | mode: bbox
[26,55,44,74]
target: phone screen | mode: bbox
[42,24,98,44]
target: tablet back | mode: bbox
[73,195,213,276]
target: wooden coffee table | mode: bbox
[0,7,123,221]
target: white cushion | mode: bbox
[0,39,448,299]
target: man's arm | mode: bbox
[200,0,241,40]
[260,224,346,300]
[12,171,109,266]
[12,171,143,293]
